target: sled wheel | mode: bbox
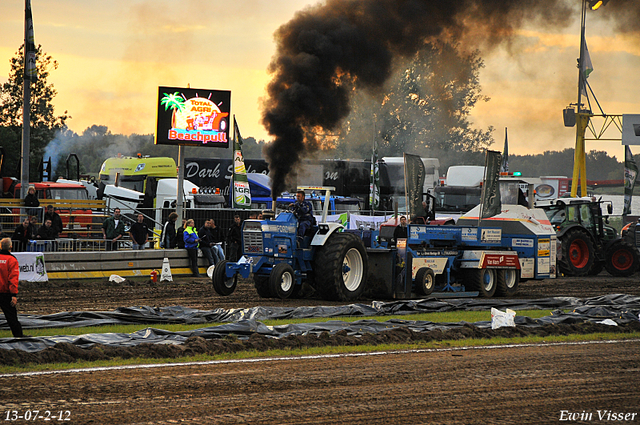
[212,260,237,296]
[414,267,435,296]
[468,268,497,298]
[496,269,519,297]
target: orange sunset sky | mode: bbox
[1,0,639,161]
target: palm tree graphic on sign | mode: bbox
[160,92,186,128]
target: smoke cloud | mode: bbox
[261,0,640,196]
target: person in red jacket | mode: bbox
[0,237,24,337]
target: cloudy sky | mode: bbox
[1,0,639,162]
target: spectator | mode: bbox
[161,212,179,249]
[129,214,149,250]
[198,219,215,267]
[36,219,57,240]
[210,219,225,264]
[183,219,200,277]
[176,219,187,249]
[12,217,33,252]
[24,185,39,219]
[28,215,38,233]
[0,237,24,337]
[227,215,242,262]
[102,208,126,251]
[43,205,63,236]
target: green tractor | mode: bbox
[539,198,638,277]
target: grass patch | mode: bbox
[0,309,554,338]
[1,331,638,375]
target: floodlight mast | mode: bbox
[571,0,608,197]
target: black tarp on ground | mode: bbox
[0,294,639,353]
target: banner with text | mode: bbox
[14,252,48,282]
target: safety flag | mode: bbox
[232,117,251,209]
[24,0,37,82]
[580,39,593,97]
[404,153,426,218]
[369,144,380,210]
[480,150,503,219]
[501,127,509,173]
[623,145,638,215]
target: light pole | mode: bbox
[569,0,609,197]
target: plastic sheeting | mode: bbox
[1,294,639,353]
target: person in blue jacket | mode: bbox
[289,190,316,245]
[183,219,200,277]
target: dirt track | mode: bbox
[2,273,638,424]
[18,271,640,315]
[1,340,639,424]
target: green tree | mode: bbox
[331,42,493,159]
[0,44,69,181]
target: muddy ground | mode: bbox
[0,273,638,424]
[18,271,640,315]
[1,340,638,424]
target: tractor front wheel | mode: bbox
[212,260,238,296]
[270,262,296,299]
[604,240,639,277]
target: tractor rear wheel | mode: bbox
[414,267,435,296]
[559,229,594,276]
[496,269,519,297]
[253,275,272,298]
[270,262,296,299]
[212,260,238,296]
[314,232,368,301]
[467,268,497,298]
[604,240,639,277]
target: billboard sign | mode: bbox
[622,114,640,146]
[156,86,231,148]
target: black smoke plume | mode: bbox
[262,0,640,197]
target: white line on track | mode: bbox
[1,338,638,378]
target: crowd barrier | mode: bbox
[42,249,210,280]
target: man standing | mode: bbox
[183,219,200,277]
[0,237,24,337]
[210,219,225,264]
[289,190,315,245]
[102,208,126,251]
[129,214,149,250]
[161,212,179,249]
[198,219,215,267]
[43,205,63,236]
[227,215,242,262]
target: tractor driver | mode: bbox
[289,190,316,245]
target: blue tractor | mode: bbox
[212,187,369,301]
